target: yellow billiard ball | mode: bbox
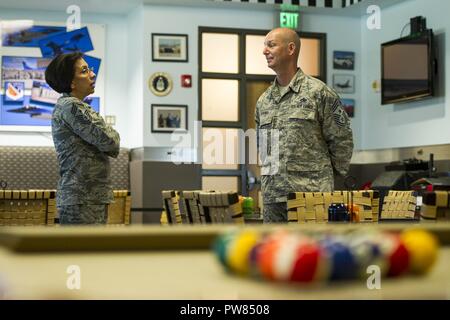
[401,229,439,275]
[227,230,261,276]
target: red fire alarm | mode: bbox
[181,74,192,88]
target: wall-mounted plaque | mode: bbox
[148,72,173,97]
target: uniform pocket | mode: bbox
[285,109,317,150]
[286,161,322,172]
[288,109,316,123]
[260,115,273,128]
[286,160,333,192]
[258,115,275,160]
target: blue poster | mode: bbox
[39,27,94,58]
[86,97,100,114]
[83,55,102,77]
[1,56,51,90]
[0,95,100,127]
[30,81,61,105]
[0,95,53,126]
[1,25,65,47]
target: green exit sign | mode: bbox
[280,12,299,29]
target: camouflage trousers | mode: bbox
[263,202,287,223]
[58,204,108,225]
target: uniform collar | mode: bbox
[62,92,84,102]
[290,68,306,94]
[268,68,305,102]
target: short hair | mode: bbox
[45,52,83,94]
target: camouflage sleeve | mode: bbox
[255,97,261,156]
[255,103,260,127]
[62,99,121,158]
[321,91,354,176]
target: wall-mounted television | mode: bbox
[381,29,436,105]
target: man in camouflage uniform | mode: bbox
[256,28,353,223]
[46,52,120,224]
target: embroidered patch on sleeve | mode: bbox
[331,100,347,128]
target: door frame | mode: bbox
[198,26,327,195]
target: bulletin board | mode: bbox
[0,20,106,132]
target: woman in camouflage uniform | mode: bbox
[45,52,120,225]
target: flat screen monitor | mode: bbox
[381,29,435,105]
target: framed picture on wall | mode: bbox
[151,104,188,133]
[152,33,188,62]
[333,74,355,94]
[333,51,355,70]
[340,98,355,118]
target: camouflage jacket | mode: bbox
[255,69,353,204]
[52,93,120,206]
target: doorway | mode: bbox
[199,27,327,208]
